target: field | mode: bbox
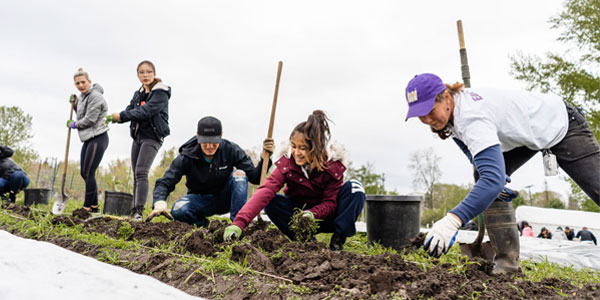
[1,201,600,299]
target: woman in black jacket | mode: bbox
[108,60,171,220]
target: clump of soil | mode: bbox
[1,203,33,219]
[71,207,91,220]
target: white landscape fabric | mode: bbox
[0,230,205,300]
[515,206,600,238]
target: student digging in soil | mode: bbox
[106,61,170,221]
[146,116,274,226]
[65,68,109,213]
[0,145,30,203]
[404,73,600,274]
[224,110,366,251]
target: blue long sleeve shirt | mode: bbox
[449,139,505,224]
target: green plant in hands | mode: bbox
[289,208,319,243]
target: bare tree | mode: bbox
[408,147,442,210]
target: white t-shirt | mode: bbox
[451,88,569,157]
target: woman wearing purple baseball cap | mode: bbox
[404,73,600,274]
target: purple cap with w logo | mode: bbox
[404,73,446,121]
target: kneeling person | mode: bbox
[224,110,366,251]
[147,116,273,225]
[0,145,30,203]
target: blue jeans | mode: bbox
[264,180,366,240]
[170,171,248,226]
[0,170,30,194]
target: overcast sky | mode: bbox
[1,0,574,200]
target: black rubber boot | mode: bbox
[131,205,144,221]
[483,199,521,274]
[329,233,346,251]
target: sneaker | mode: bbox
[329,233,346,251]
[131,206,144,221]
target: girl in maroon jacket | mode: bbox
[224,110,366,250]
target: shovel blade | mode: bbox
[459,241,495,262]
[52,193,69,215]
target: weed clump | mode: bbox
[289,208,318,243]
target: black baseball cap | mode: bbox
[196,116,222,144]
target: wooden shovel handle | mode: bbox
[259,61,283,186]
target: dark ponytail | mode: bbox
[290,110,331,171]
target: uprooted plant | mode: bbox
[289,208,319,243]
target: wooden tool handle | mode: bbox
[457,20,466,49]
[259,61,283,186]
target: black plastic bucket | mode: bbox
[24,188,52,206]
[103,191,133,216]
[366,195,423,249]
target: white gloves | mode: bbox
[146,200,173,222]
[424,213,462,257]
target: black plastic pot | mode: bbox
[103,191,133,216]
[366,195,423,249]
[24,188,52,206]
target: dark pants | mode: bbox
[0,171,30,195]
[80,132,108,208]
[131,137,161,208]
[264,180,366,240]
[489,102,600,204]
[170,171,249,227]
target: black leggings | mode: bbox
[80,132,109,207]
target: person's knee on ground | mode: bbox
[228,170,249,220]
[171,197,209,227]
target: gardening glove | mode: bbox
[105,115,114,124]
[69,94,77,103]
[302,211,314,219]
[145,200,173,222]
[424,213,462,257]
[66,120,76,129]
[497,176,518,202]
[263,137,274,156]
[498,187,518,202]
[224,225,242,241]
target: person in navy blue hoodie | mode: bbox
[107,60,170,221]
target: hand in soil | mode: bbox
[223,225,241,241]
[424,213,461,257]
[145,200,173,222]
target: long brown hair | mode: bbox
[431,82,464,139]
[137,60,162,90]
[290,110,331,171]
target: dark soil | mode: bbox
[2,203,600,299]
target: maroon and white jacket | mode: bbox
[233,154,345,231]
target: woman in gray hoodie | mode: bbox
[66,68,109,212]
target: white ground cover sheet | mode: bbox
[0,230,205,300]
